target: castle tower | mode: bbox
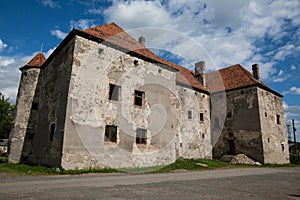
[7,53,45,163]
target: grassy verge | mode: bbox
[0,156,298,175]
[0,162,120,175]
[154,158,237,173]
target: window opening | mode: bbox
[109,84,121,101]
[134,90,145,106]
[136,128,147,144]
[188,111,192,119]
[50,123,55,141]
[105,125,117,142]
[276,114,280,125]
[200,113,204,121]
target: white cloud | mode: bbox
[0,49,54,104]
[40,0,60,8]
[87,8,103,15]
[102,0,300,80]
[283,86,300,95]
[51,29,68,39]
[291,65,297,70]
[289,87,300,95]
[0,39,7,51]
[0,57,15,66]
[271,69,288,83]
[70,19,95,30]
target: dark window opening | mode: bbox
[32,102,39,110]
[50,123,55,141]
[276,114,280,125]
[268,138,270,143]
[265,112,267,117]
[200,113,204,121]
[105,125,117,142]
[109,84,121,101]
[241,90,244,94]
[158,68,162,73]
[228,140,235,155]
[202,134,205,139]
[134,90,145,107]
[26,132,34,140]
[180,143,183,147]
[136,128,147,144]
[227,112,232,118]
[188,111,192,119]
[281,144,284,152]
[134,60,138,66]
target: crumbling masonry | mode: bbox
[7,23,289,169]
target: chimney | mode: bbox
[195,61,206,86]
[252,64,260,81]
[138,36,146,46]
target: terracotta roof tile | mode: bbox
[206,64,282,97]
[20,53,46,71]
[78,23,208,93]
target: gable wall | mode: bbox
[212,86,264,163]
[257,88,289,164]
[61,36,211,169]
[26,38,75,167]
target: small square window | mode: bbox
[105,125,117,142]
[134,90,145,107]
[188,111,192,119]
[200,113,204,121]
[276,114,280,125]
[109,84,121,101]
[32,102,39,110]
[136,128,147,144]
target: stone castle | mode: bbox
[7,23,289,169]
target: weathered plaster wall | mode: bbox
[176,86,211,159]
[7,68,40,163]
[257,88,289,164]
[61,36,211,169]
[27,39,75,167]
[212,87,264,163]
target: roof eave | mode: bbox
[74,29,179,72]
[209,83,283,97]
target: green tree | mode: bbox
[0,93,15,138]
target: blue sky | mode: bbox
[0,0,299,139]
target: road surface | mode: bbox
[0,167,300,199]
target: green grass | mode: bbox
[0,163,57,175]
[154,158,235,173]
[0,156,298,175]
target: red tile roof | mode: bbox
[206,64,282,97]
[20,53,45,71]
[76,23,208,93]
